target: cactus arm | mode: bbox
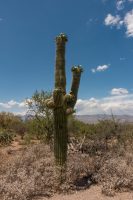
[63,65,83,113]
[45,98,55,109]
[64,65,83,110]
[70,66,83,108]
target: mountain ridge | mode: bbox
[75,114,133,123]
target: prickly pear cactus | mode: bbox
[46,33,83,166]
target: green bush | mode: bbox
[0,131,14,146]
[68,116,133,155]
[0,112,26,139]
[26,90,53,143]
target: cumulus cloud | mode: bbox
[0,103,11,109]
[116,0,125,10]
[0,92,133,116]
[111,88,129,95]
[76,93,133,115]
[124,9,133,37]
[18,100,29,108]
[104,9,133,37]
[8,100,19,106]
[103,0,133,8]
[108,0,133,10]
[0,100,28,115]
[104,14,122,27]
[91,64,109,73]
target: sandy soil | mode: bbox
[36,186,133,200]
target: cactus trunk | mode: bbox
[53,107,68,166]
[45,33,83,166]
[53,34,67,166]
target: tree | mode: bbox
[0,112,26,140]
[26,90,53,143]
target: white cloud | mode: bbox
[0,100,28,115]
[0,100,21,109]
[103,0,133,8]
[104,9,133,37]
[104,14,122,27]
[18,100,29,108]
[0,93,133,116]
[91,64,109,73]
[8,100,18,106]
[97,65,109,71]
[116,0,125,10]
[0,103,11,109]
[91,68,96,73]
[76,93,133,115]
[124,9,133,37]
[111,88,129,95]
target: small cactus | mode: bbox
[46,33,83,166]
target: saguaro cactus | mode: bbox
[46,33,83,166]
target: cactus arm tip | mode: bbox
[71,65,83,73]
[70,65,83,108]
[56,33,68,43]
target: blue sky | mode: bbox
[0,0,133,115]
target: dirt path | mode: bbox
[36,186,133,200]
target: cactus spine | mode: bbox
[46,33,83,166]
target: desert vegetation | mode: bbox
[0,108,133,200]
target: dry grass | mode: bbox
[0,145,57,200]
[94,152,133,196]
[0,120,133,200]
[0,144,94,200]
[0,141,133,200]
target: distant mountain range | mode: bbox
[75,115,133,123]
[19,114,133,124]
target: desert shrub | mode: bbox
[26,117,53,143]
[68,117,133,196]
[68,116,133,155]
[0,141,132,200]
[21,132,35,145]
[0,112,26,137]
[0,144,56,200]
[0,131,14,146]
[0,144,94,200]
[26,90,54,143]
[0,116,133,199]
[94,154,133,196]
[68,116,91,138]
[117,123,133,146]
